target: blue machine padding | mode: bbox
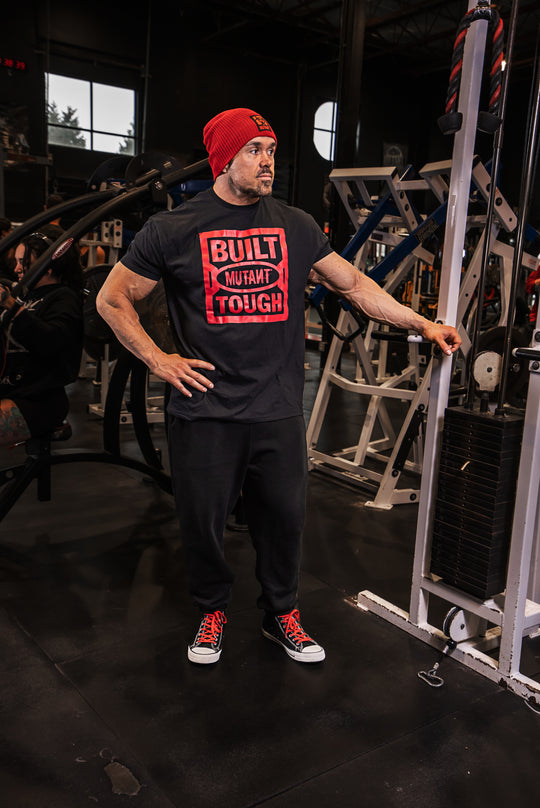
[341,191,394,261]
[368,202,448,283]
[526,223,540,244]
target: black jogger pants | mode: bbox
[167,415,307,614]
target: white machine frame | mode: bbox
[306,155,531,509]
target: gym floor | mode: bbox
[0,348,539,808]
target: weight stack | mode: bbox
[430,406,524,599]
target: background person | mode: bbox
[12,224,65,282]
[0,231,83,447]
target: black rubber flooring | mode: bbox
[0,352,539,807]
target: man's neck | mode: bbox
[213,176,260,206]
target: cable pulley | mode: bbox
[418,607,482,688]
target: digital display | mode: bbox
[1,57,26,71]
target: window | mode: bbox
[313,101,337,162]
[45,73,136,155]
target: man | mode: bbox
[97,108,461,666]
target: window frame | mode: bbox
[45,72,138,155]
[313,100,337,162]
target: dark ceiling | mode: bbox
[182,0,540,75]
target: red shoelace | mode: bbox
[197,611,226,644]
[278,610,312,643]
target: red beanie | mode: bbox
[203,108,277,180]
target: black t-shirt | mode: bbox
[122,189,332,421]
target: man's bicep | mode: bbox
[99,261,158,305]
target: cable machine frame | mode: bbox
[356,1,540,705]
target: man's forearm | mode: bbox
[95,262,218,393]
[312,252,461,354]
[315,266,431,334]
[317,268,459,354]
[96,294,164,372]
[346,273,431,334]
[311,253,434,334]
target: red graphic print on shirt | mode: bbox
[200,228,289,324]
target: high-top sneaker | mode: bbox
[262,609,325,663]
[188,611,227,664]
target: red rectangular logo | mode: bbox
[200,228,289,324]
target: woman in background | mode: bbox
[0,229,83,446]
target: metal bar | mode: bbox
[499,358,540,674]
[410,4,489,625]
[513,347,540,359]
[140,0,152,153]
[497,24,540,412]
[327,373,417,399]
[129,357,164,471]
[527,310,540,606]
[0,189,117,256]
[470,159,517,233]
[330,166,397,182]
[366,369,430,509]
[309,451,383,482]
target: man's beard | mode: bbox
[227,174,273,199]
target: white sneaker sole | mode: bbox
[187,645,222,664]
[261,628,325,663]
